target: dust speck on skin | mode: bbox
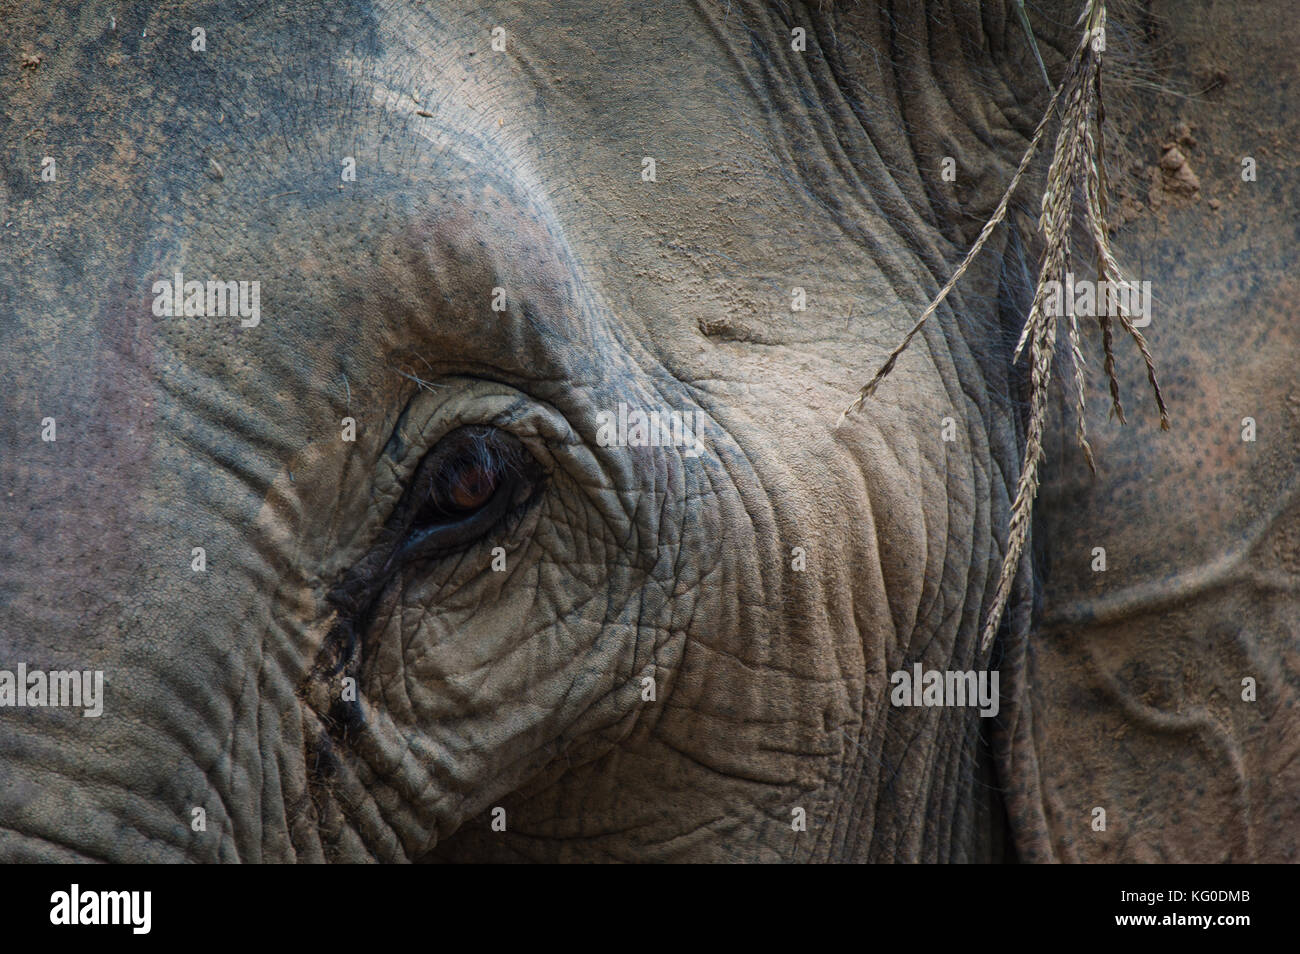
[1158,144,1200,193]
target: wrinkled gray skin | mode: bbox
[0,0,1296,862]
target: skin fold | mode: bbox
[0,0,1294,862]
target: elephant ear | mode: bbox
[990,0,1300,862]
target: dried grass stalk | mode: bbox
[841,0,1169,653]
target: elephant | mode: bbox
[0,0,1295,863]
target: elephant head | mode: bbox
[1,0,1295,863]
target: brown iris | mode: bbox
[445,462,499,512]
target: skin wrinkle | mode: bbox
[841,722,877,858]
[1082,639,1256,860]
[821,29,919,224]
[866,416,930,644]
[921,710,953,862]
[343,705,425,843]
[879,7,993,233]
[0,831,109,865]
[912,715,953,862]
[866,712,911,860]
[885,6,956,234]
[793,24,905,237]
[223,645,258,860]
[674,17,912,350]
[41,759,202,863]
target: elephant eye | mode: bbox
[431,457,500,515]
[398,426,539,559]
